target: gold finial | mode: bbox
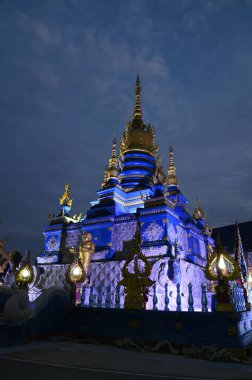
[167,145,178,186]
[102,139,119,188]
[132,74,143,126]
[193,197,206,220]
[108,138,119,179]
[101,165,109,188]
[111,137,116,159]
[59,182,73,207]
[153,155,166,184]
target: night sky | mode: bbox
[1,0,252,260]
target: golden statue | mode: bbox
[78,232,95,284]
[119,226,154,309]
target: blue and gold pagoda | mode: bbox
[34,76,214,310]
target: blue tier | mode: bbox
[119,151,156,190]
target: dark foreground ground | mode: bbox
[0,340,252,380]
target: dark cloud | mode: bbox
[0,0,252,260]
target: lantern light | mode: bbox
[15,252,34,290]
[205,237,241,312]
[72,264,82,278]
[20,267,30,280]
[66,259,85,284]
[218,254,226,271]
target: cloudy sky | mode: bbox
[1,0,252,258]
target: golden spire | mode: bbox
[111,137,117,159]
[59,182,73,207]
[108,138,119,179]
[101,165,109,188]
[167,145,178,186]
[132,74,143,128]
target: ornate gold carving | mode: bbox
[193,198,206,220]
[207,243,214,257]
[118,226,154,309]
[153,156,166,184]
[59,182,73,207]
[72,212,82,223]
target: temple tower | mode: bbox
[118,75,157,190]
[36,75,214,310]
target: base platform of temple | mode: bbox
[68,308,252,349]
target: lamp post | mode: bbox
[205,241,240,311]
[15,251,34,291]
[66,258,85,306]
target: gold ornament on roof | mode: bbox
[166,145,178,187]
[59,182,73,207]
[153,156,166,184]
[102,138,119,188]
[101,165,109,188]
[108,138,119,178]
[133,74,143,122]
[193,198,206,220]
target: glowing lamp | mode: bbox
[20,267,30,280]
[205,241,240,312]
[72,265,82,277]
[205,247,240,282]
[15,256,34,290]
[218,254,226,271]
[66,259,85,284]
